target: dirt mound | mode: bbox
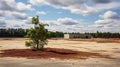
[0,48,111,60]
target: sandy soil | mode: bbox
[0,38,120,67]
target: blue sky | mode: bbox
[0,0,120,33]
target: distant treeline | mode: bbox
[0,28,64,38]
[0,28,27,37]
[86,31,120,38]
[0,28,120,38]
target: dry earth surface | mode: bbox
[0,38,120,67]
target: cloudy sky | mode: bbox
[0,0,120,33]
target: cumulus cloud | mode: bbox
[93,11,120,32]
[11,12,28,20]
[95,11,120,25]
[0,0,33,19]
[4,19,28,28]
[100,11,120,19]
[0,18,25,28]
[37,18,81,32]
[0,0,33,12]
[95,2,120,11]
[24,17,32,24]
[0,0,119,33]
[24,15,119,33]
[16,2,33,12]
[0,0,33,28]
[29,0,120,16]
[0,11,28,20]
[95,19,113,25]
[29,0,97,16]
[41,17,78,26]
[57,18,78,25]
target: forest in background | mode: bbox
[0,28,120,38]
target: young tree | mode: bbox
[25,16,49,50]
[95,31,99,38]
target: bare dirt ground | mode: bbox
[0,38,120,67]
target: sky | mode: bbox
[0,0,120,33]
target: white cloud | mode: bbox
[33,17,82,32]
[6,20,25,26]
[93,11,120,32]
[41,17,79,26]
[36,11,47,15]
[24,17,32,24]
[44,18,87,32]
[29,0,120,16]
[0,0,33,28]
[29,0,97,16]
[57,18,78,25]
[95,2,120,11]
[95,19,113,24]
[0,18,27,28]
[0,0,119,33]
[95,11,120,25]
[0,0,33,19]
[23,15,120,33]
[100,11,120,19]
[0,10,28,20]
[0,0,33,12]
[11,12,28,20]
[16,2,33,12]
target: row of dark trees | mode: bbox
[0,28,64,38]
[49,31,64,38]
[0,28,27,37]
[0,28,120,38]
[85,31,120,38]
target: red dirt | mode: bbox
[0,48,111,60]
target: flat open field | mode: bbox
[0,38,120,67]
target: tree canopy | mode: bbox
[25,16,49,50]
